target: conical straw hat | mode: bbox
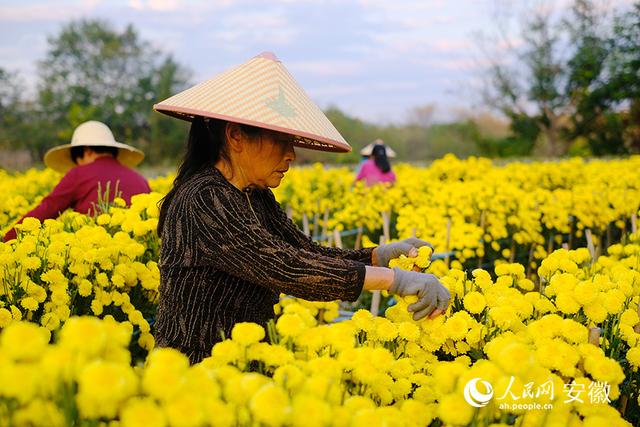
[44,121,144,173]
[153,52,351,153]
[360,139,397,158]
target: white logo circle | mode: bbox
[464,378,494,407]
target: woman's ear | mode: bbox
[225,123,245,153]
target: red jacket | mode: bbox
[4,156,151,241]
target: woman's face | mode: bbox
[242,130,296,189]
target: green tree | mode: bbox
[0,68,27,150]
[35,19,190,163]
[603,3,640,153]
[320,106,486,163]
[0,68,41,171]
[563,2,640,155]
[477,114,538,157]
[483,6,573,156]
[482,1,640,157]
[565,0,625,155]
[319,106,403,164]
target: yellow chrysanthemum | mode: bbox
[249,383,291,427]
[463,291,486,314]
[231,322,265,346]
[627,347,640,370]
[0,308,12,327]
[437,394,474,425]
[0,321,50,361]
[276,313,308,338]
[76,361,138,419]
[120,397,167,427]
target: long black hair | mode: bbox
[70,146,118,163]
[157,117,224,237]
[372,144,391,173]
[157,117,262,237]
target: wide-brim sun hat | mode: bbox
[44,120,145,174]
[153,52,352,153]
[360,139,397,158]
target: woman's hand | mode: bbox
[373,237,433,267]
[389,268,450,320]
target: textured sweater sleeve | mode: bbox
[262,190,374,264]
[181,185,366,302]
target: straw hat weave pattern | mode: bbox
[360,139,397,158]
[43,121,144,174]
[154,52,351,153]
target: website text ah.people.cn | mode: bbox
[464,376,611,411]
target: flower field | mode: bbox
[1,156,640,426]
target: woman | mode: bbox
[3,121,150,241]
[152,52,449,364]
[355,143,397,186]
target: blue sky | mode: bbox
[0,0,634,123]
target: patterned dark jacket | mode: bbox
[154,168,373,363]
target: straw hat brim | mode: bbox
[154,106,351,153]
[359,143,397,158]
[153,103,351,153]
[153,52,352,153]
[44,142,145,174]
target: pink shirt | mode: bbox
[4,156,150,241]
[355,159,396,186]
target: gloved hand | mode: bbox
[375,237,433,268]
[390,267,451,320]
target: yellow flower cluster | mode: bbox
[0,317,136,424]
[0,196,162,355]
[270,156,640,269]
[1,247,637,427]
[1,157,640,425]
[388,245,433,270]
[274,296,341,325]
[2,236,638,426]
[5,155,640,270]
[0,168,61,237]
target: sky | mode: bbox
[0,0,635,124]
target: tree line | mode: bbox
[0,1,638,169]
[480,0,640,157]
[0,20,190,167]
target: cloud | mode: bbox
[418,57,487,71]
[430,39,473,53]
[309,80,420,98]
[357,0,447,14]
[288,60,364,77]
[129,0,144,9]
[354,0,488,62]
[210,27,295,47]
[225,9,289,27]
[6,0,608,124]
[366,33,474,58]
[207,9,296,46]
[128,0,234,12]
[81,0,103,7]
[129,0,218,11]
[145,0,179,10]
[432,15,453,24]
[0,2,91,22]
